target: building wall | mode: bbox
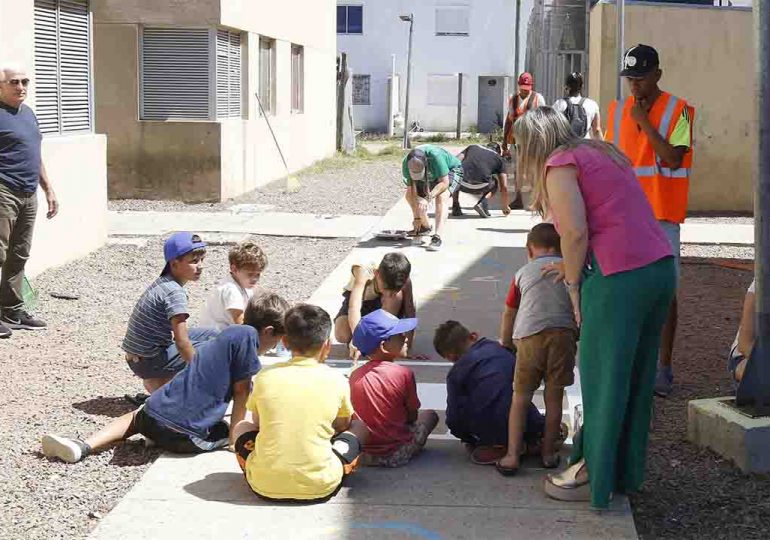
[589,1,755,214]
[93,0,336,202]
[337,0,530,132]
[0,0,108,278]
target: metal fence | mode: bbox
[526,0,591,104]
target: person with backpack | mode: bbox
[502,73,544,209]
[553,72,603,140]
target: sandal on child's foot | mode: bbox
[495,459,520,477]
[542,454,561,469]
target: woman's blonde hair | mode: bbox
[514,107,630,217]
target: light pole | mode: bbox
[400,13,414,149]
[514,0,521,79]
[736,0,770,414]
[616,0,625,100]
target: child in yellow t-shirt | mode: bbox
[233,304,368,501]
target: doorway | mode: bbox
[477,76,506,133]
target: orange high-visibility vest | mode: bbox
[504,93,540,145]
[606,92,695,224]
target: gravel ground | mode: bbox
[109,154,405,217]
[631,259,770,539]
[0,235,356,540]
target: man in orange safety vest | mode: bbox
[606,44,695,398]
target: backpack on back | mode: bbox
[562,97,588,138]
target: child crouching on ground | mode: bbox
[433,320,546,465]
[233,304,368,502]
[334,252,416,359]
[497,223,577,475]
[41,292,289,463]
[349,309,438,467]
[200,241,268,330]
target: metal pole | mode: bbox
[584,0,591,95]
[456,73,463,139]
[403,15,414,150]
[736,0,770,413]
[514,0,522,78]
[615,0,625,100]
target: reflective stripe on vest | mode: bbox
[658,95,680,139]
[634,165,690,179]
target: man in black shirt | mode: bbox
[451,143,511,218]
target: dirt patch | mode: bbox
[631,260,770,539]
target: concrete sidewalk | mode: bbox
[108,210,382,239]
[91,194,634,539]
[107,206,753,245]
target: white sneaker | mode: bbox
[41,434,88,463]
[426,235,442,252]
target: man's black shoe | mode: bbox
[451,205,463,217]
[0,310,47,330]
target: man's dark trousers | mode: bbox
[0,183,37,312]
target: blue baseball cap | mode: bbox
[161,232,206,276]
[352,309,418,356]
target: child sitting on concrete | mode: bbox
[334,252,416,359]
[200,241,267,330]
[41,293,289,463]
[497,223,577,474]
[433,320,546,465]
[122,232,218,395]
[349,309,438,467]
[233,304,368,502]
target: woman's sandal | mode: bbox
[543,458,591,502]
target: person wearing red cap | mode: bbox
[502,73,545,209]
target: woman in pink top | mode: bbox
[512,108,674,508]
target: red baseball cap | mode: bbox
[517,72,534,90]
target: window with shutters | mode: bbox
[216,29,242,118]
[34,0,92,135]
[140,27,211,120]
[258,38,276,115]
[291,45,304,113]
[352,75,370,106]
[140,27,243,121]
[337,5,363,34]
[435,6,470,36]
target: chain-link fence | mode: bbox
[526,0,590,104]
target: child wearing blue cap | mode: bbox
[349,309,438,467]
[122,232,218,396]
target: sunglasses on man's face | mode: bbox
[3,79,30,87]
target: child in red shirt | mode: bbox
[349,309,438,467]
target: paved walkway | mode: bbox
[108,207,753,245]
[109,210,383,240]
[92,194,636,539]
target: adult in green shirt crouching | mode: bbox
[401,144,463,252]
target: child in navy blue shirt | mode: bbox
[41,293,289,463]
[434,320,546,465]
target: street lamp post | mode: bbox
[736,0,770,414]
[616,0,625,100]
[400,13,414,149]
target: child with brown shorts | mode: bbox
[497,223,577,474]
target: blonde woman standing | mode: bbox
[513,107,675,508]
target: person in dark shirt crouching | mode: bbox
[434,320,547,465]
